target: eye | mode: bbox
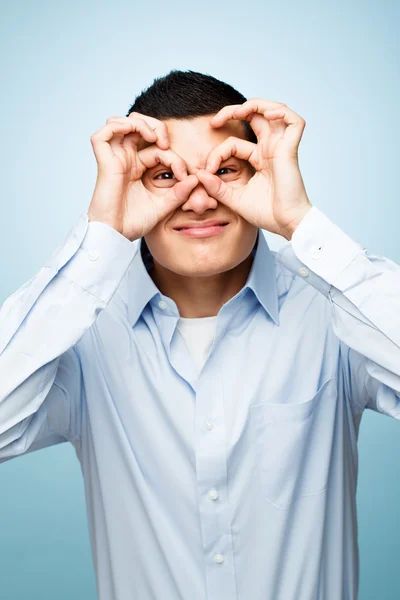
[154,171,176,180]
[216,167,235,176]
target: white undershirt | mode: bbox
[176,316,217,377]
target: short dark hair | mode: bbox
[126,69,257,144]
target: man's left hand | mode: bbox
[196,99,313,240]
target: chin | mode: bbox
[168,249,254,277]
[167,258,233,278]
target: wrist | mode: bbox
[88,212,124,237]
[279,203,313,241]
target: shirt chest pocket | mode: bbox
[249,376,338,510]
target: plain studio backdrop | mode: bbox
[0,1,399,598]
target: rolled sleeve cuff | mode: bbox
[290,205,366,285]
[58,219,139,304]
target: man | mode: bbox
[0,69,399,600]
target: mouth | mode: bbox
[174,223,230,238]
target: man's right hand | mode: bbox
[88,113,198,241]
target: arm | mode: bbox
[0,108,204,463]
[276,205,400,418]
[0,215,138,462]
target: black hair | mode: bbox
[126,69,257,144]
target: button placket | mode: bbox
[195,367,237,597]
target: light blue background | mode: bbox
[0,1,399,598]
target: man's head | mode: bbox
[126,70,259,279]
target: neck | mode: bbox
[149,254,254,318]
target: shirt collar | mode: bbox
[127,229,279,328]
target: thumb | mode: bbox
[196,169,235,208]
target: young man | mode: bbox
[0,70,399,600]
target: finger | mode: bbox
[127,112,170,150]
[210,99,286,127]
[107,119,156,154]
[204,136,257,173]
[106,116,168,151]
[240,113,271,145]
[231,98,286,120]
[262,106,306,148]
[195,169,234,208]
[138,146,188,181]
[122,131,139,155]
[104,117,158,153]
[91,122,132,164]
[158,175,199,216]
[105,117,138,148]
[91,121,157,163]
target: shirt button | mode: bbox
[158,300,167,310]
[204,419,214,431]
[208,489,219,500]
[299,267,309,277]
[87,250,99,261]
[214,553,224,564]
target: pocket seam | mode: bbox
[249,375,337,423]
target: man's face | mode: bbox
[140,115,258,278]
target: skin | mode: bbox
[138,116,259,318]
[88,97,312,319]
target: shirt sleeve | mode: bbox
[275,205,400,420]
[0,214,139,463]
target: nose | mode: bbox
[180,178,218,213]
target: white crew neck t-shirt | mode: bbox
[176,315,217,377]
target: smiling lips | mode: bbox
[174,222,230,238]
[174,219,229,230]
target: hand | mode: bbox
[195,99,313,240]
[88,113,199,241]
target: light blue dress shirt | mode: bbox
[1,206,399,600]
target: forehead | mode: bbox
[137,115,247,157]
